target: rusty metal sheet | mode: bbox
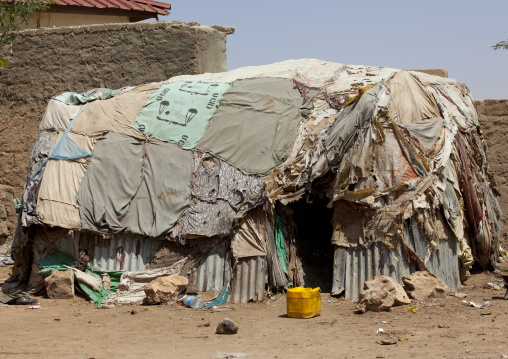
[231,256,265,304]
[194,244,231,295]
[332,235,460,299]
[193,244,266,303]
[55,233,162,272]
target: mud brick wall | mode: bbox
[475,99,508,245]
[0,21,234,253]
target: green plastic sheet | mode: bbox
[39,249,123,305]
[275,215,290,280]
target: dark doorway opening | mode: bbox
[289,196,334,292]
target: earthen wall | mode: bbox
[0,21,233,252]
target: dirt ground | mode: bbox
[1,264,508,359]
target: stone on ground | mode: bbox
[402,271,449,300]
[44,269,75,299]
[358,275,410,312]
[144,275,188,305]
[216,318,239,334]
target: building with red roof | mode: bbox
[0,0,171,28]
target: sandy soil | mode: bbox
[1,264,508,359]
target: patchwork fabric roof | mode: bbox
[21,59,500,268]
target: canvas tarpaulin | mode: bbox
[36,131,96,229]
[231,207,268,259]
[38,99,81,132]
[77,132,192,238]
[196,77,305,175]
[35,103,97,229]
[401,117,444,151]
[388,71,441,125]
[133,81,231,149]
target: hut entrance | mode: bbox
[284,196,334,292]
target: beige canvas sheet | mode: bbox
[231,207,267,258]
[37,132,97,229]
[389,71,441,125]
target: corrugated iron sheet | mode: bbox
[55,233,162,272]
[194,244,231,294]
[333,233,460,299]
[55,233,266,304]
[193,246,265,303]
[91,235,162,271]
[231,257,265,304]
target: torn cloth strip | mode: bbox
[53,87,129,105]
[205,284,230,309]
[274,215,289,277]
[133,81,231,149]
[455,133,483,235]
[78,132,193,238]
[324,81,384,164]
[21,131,58,227]
[171,151,265,241]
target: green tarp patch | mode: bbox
[132,81,231,149]
[39,249,123,305]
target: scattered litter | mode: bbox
[480,311,492,316]
[398,338,408,342]
[380,338,397,345]
[438,324,449,328]
[0,257,14,266]
[54,318,60,321]
[380,321,387,324]
[377,328,384,334]
[452,292,467,298]
[211,306,234,312]
[461,300,491,309]
[408,307,419,313]
[27,305,40,309]
[215,353,249,359]
[486,282,502,291]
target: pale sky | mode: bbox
[161,1,507,99]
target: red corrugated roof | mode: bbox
[0,0,171,15]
